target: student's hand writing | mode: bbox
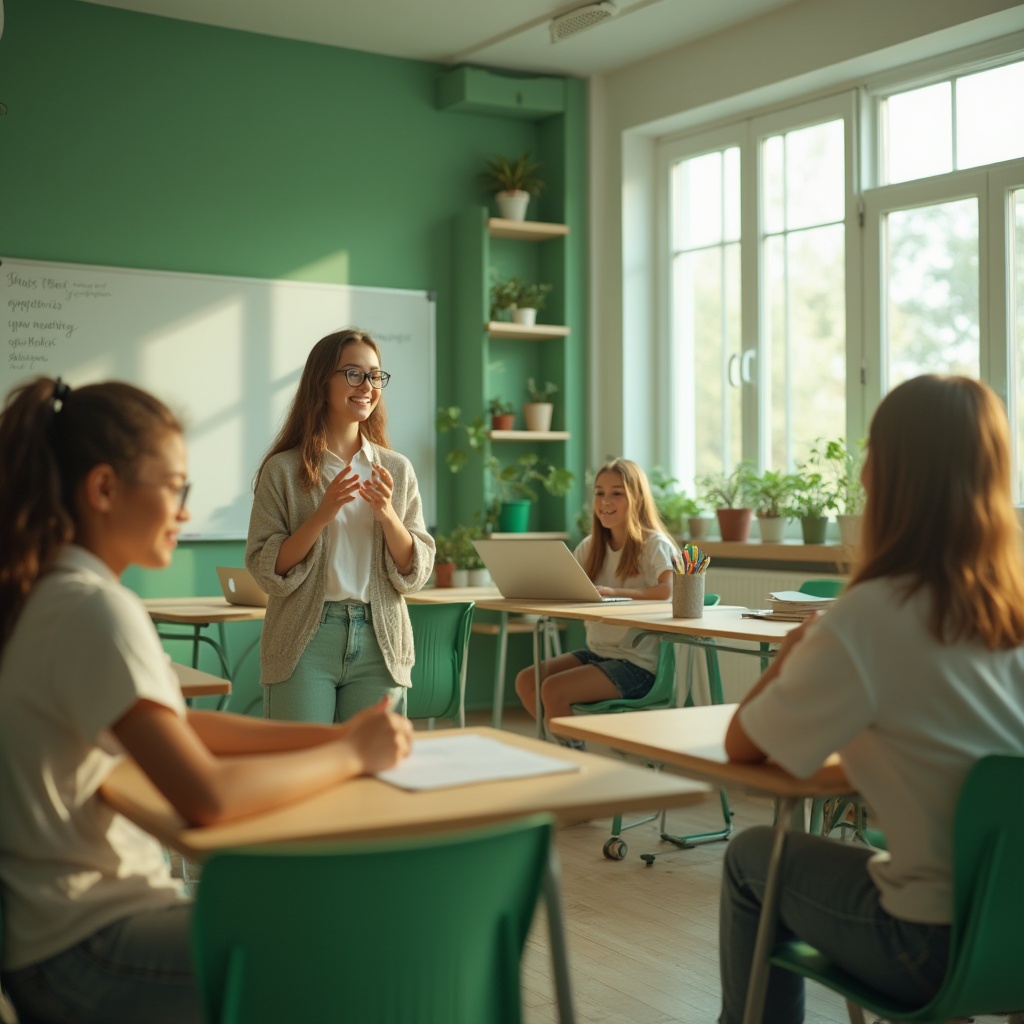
[315,467,361,525]
[359,465,396,521]
[345,698,413,774]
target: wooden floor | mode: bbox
[467,708,1016,1024]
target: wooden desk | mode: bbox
[102,726,709,1024]
[549,705,852,1024]
[144,597,265,683]
[172,662,232,699]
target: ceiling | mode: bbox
[75,0,801,77]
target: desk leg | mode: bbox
[741,796,799,1024]
[543,844,577,1024]
[491,612,509,730]
[533,619,545,740]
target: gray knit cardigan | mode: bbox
[245,445,435,688]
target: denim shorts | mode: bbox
[571,648,656,700]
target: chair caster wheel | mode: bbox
[603,837,627,860]
[641,854,656,866]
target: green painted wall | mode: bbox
[0,0,587,712]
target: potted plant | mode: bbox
[486,452,574,533]
[450,521,490,587]
[489,274,521,322]
[697,462,756,542]
[787,459,837,544]
[435,405,487,472]
[510,280,552,326]
[431,530,458,588]
[524,377,557,432]
[749,467,799,543]
[479,150,545,222]
[487,397,515,431]
[818,438,866,548]
[649,466,707,542]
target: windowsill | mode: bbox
[698,540,853,571]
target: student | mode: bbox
[246,328,434,724]
[719,375,1024,1024]
[513,457,677,730]
[0,376,412,1024]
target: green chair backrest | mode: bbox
[192,815,553,1024]
[798,578,844,598]
[406,601,475,723]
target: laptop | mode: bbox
[472,539,631,603]
[215,566,269,608]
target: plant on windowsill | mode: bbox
[479,150,545,222]
[786,458,837,545]
[697,461,757,542]
[748,468,800,544]
[487,397,516,431]
[486,452,574,533]
[649,466,708,542]
[524,377,558,433]
[816,437,866,548]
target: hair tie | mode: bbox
[52,377,71,412]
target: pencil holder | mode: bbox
[672,573,705,618]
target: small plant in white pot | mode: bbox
[510,280,553,326]
[523,378,557,432]
[749,468,799,543]
[786,463,836,545]
[817,437,866,549]
[479,151,544,222]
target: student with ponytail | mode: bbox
[0,376,412,1024]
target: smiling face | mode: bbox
[593,469,630,532]
[328,341,382,426]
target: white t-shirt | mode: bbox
[322,439,375,603]
[740,576,1024,924]
[0,546,187,970]
[572,532,677,673]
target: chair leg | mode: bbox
[644,786,734,862]
[491,612,509,729]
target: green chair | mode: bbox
[571,593,734,860]
[798,578,845,599]
[192,815,560,1024]
[406,601,475,728]
[769,754,1024,1023]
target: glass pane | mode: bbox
[885,198,979,388]
[784,120,845,230]
[957,61,1024,169]
[724,147,741,242]
[763,135,784,235]
[765,225,846,470]
[672,152,722,250]
[1014,190,1024,502]
[884,82,952,184]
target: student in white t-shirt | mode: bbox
[0,376,413,1024]
[719,375,1024,1024]
[514,458,677,732]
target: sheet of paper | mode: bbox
[376,734,580,791]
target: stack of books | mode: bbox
[742,590,836,622]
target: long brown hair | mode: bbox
[583,458,671,581]
[254,328,390,490]
[0,376,182,650]
[852,375,1024,648]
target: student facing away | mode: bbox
[246,328,435,725]
[0,377,412,1024]
[514,457,677,732]
[719,375,1024,1024]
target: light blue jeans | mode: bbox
[5,905,200,1024]
[719,826,950,1024]
[263,601,406,724]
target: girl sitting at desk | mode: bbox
[0,376,412,1024]
[246,328,434,725]
[514,457,677,733]
[720,375,1024,1024]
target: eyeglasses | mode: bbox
[336,368,391,389]
[130,478,191,513]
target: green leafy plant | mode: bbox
[525,378,558,403]
[516,281,552,310]
[479,151,545,197]
[749,467,800,518]
[489,276,552,318]
[435,406,487,472]
[649,466,702,534]
[448,521,485,570]
[486,453,574,504]
[432,530,458,565]
[817,437,866,515]
[696,461,756,510]
[787,466,837,519]
[487,397,515,417]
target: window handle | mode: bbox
[741,349,756,384]
[727,353,741,388]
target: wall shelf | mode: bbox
[488,218,570,241]
[489,429,571,441]
[487,322,570,341]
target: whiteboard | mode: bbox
[1,257,436,539]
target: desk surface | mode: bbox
[172,662,232,697]
[143,596,267,624]
[406,586,501,604]
[549,704,850,799]
[596,605,797,643]
[101,726,709,860]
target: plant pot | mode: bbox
[434,561,456,588]
[687,516,711,541]
[716,507,753,542]
[837,513,862,549]
[495,189,530,221]
[511,307,538,326]
[800,516,829,544]
[451,569,469,588]
[468,567,492,588]
[498,500,531,533]
[522,402,553,432]
[757,515,786,543]
[491,413,515,431]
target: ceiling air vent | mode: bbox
[549,1,617,43]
